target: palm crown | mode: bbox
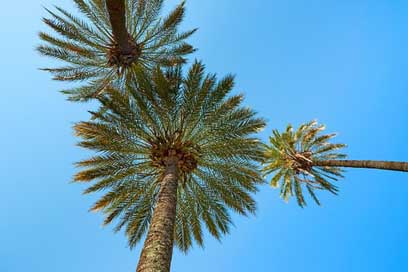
[262,120,347,207]
[38,0,196,101]
[73,61,266,251]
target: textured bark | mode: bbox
[314,160,408,172]
[106,0,133,54]
[136,158,179,272]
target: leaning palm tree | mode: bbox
[262,120,408,207]
[73,62,266,271]
[38,0,196,101]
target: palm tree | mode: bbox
[262,120,408,207]
[38,0,196,101]
[73,62,266,271]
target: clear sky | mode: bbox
[1,0,407,271]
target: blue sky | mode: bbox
[1,0,407,271]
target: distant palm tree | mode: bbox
[262,120,408,207]
[73,62,266,271]
[38,0,196,101]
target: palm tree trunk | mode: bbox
[314,160,408,172]
[136,157,179,272]
[105,0,133,54]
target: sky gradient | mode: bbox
[1,0,407,271]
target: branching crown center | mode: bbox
[149,136,200,173]
[107,35,141,71]
[286,151,313,174]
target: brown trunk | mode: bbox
[314,160,408,172]
[106,0,133,54]
[136,157,179,272]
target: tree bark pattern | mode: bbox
[136,158,179,272]
[314,160,408,172]
[106,0,133,53]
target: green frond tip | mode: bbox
[38,0,196,101]
[73,61,266,252]
[261,120,347,207]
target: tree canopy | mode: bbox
[74,62,266,251]
[38,0,196,101]
[262,120,346,207]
